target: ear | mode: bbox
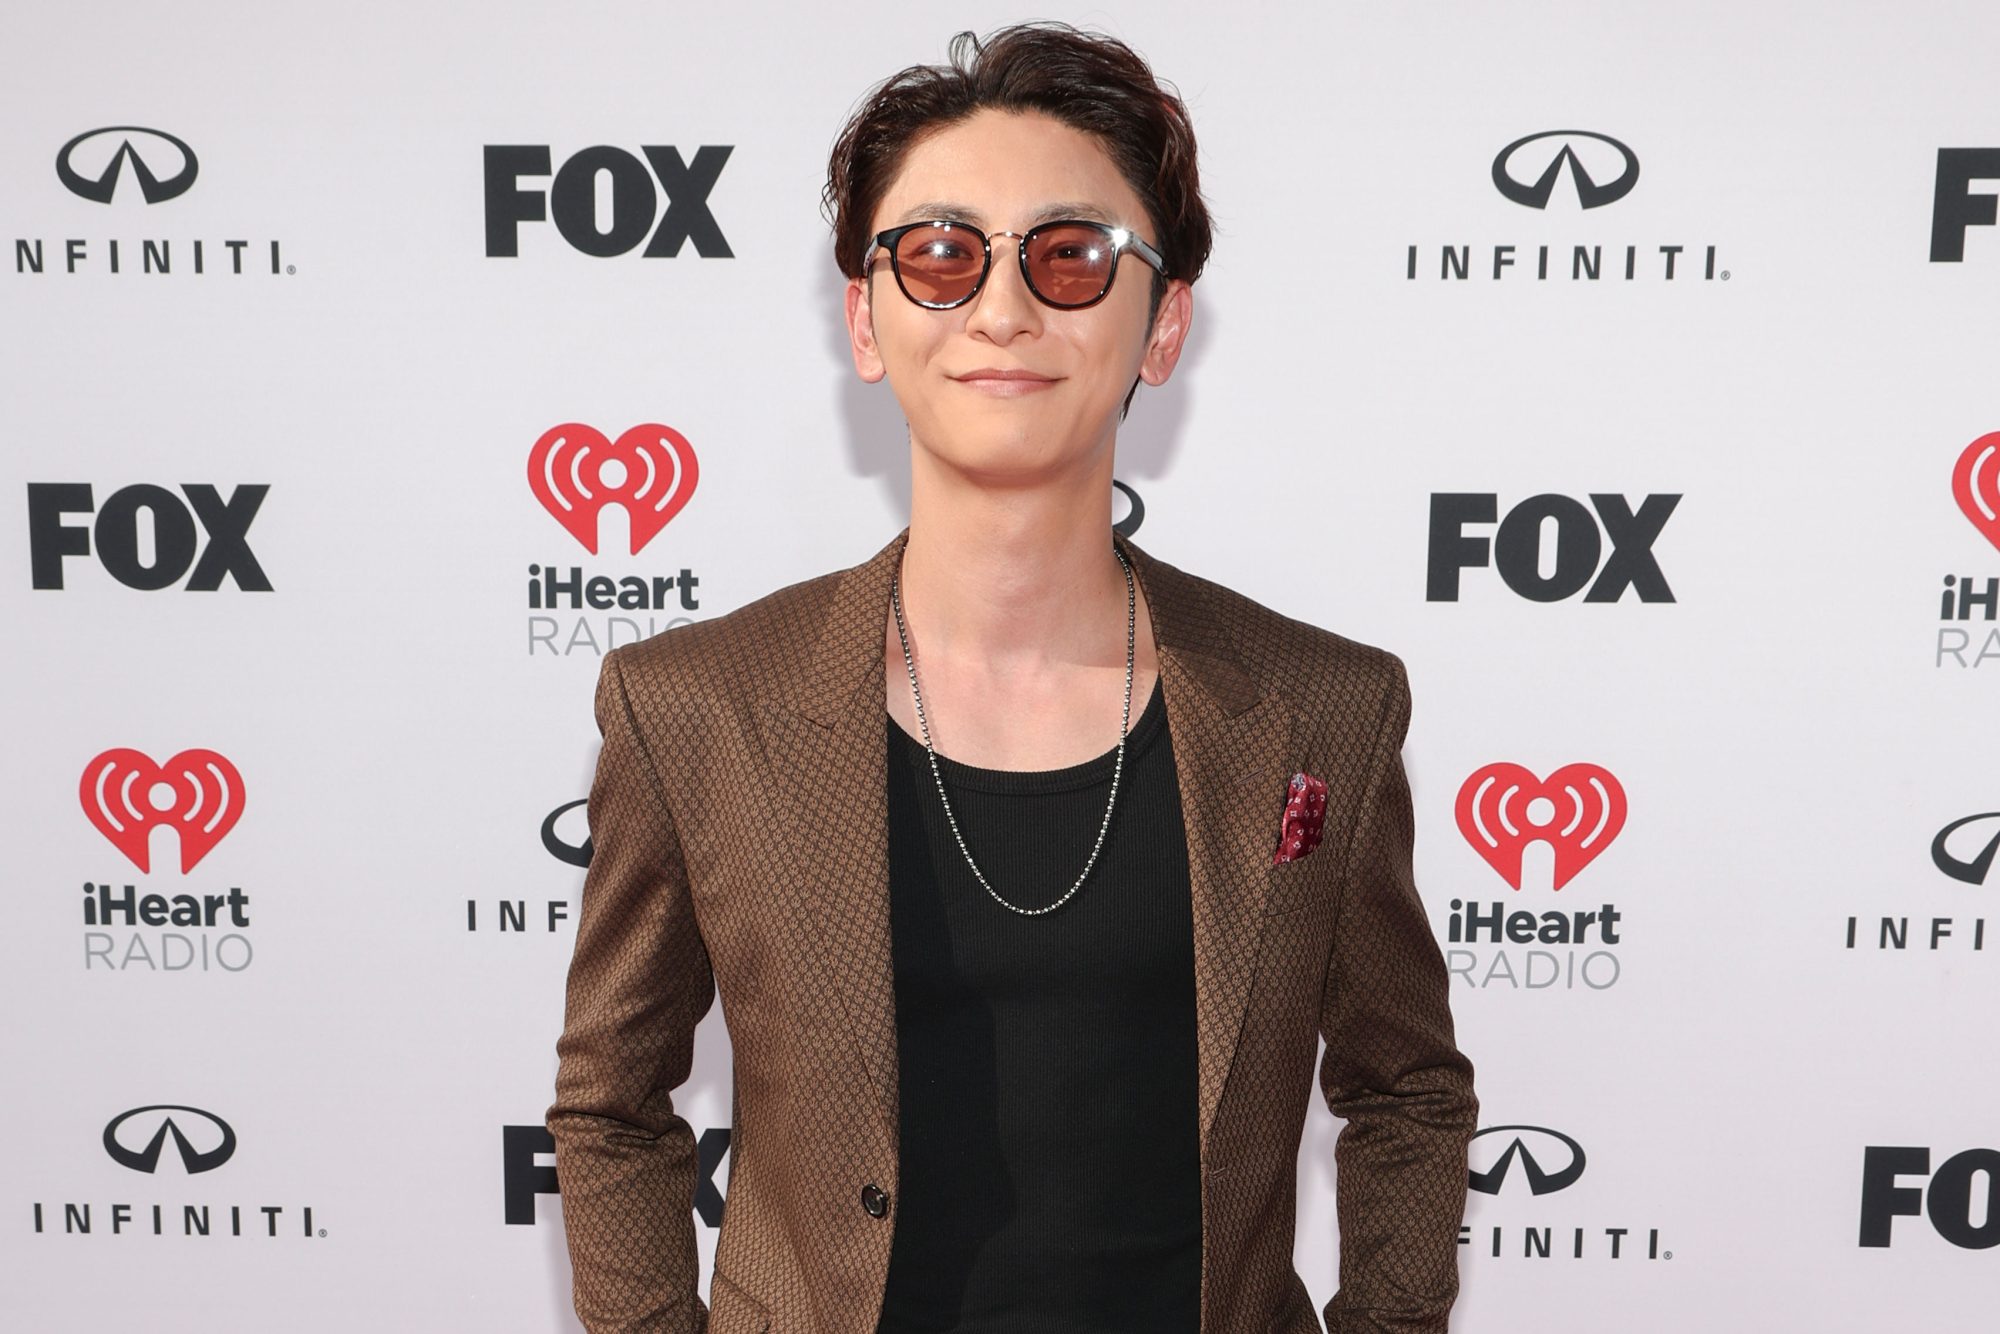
[1137,278,1193,387]
[845,275,887,383]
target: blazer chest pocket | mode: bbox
[1263,851,1327,917]
[708,1270,771,1333]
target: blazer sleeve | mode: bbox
[547,646,718,1334]
[1318,655,1478,1334]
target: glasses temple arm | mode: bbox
[1125,232,1169,275]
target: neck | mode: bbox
[896,442,1138,682]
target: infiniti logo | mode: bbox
[56,127,199,205]
[1113,479,1144,538]
[542,798,593,868]
[1467,1124,1587,1195]
[1492,131,1639,210]
[1405,128,1719,283]
[1931,813,2000,886]
[102,1105,237,1175]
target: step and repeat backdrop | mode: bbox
[4,1,1995,1330]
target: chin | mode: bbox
[932,422,1077,476]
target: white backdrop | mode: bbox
[4,2,1996,1330]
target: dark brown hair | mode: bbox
[823,23,1213,295]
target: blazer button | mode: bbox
[860,1183,890,1218]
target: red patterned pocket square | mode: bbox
[1273,770,1328,865]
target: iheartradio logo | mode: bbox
[1954,432,2000,553]
[528,423,698,555]
[80,748,244,873]
[1456,763,1626,891]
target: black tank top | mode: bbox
[877,676,1201,1333]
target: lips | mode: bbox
[950,368,1061,394]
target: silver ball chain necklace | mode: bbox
[890,542,1137,917]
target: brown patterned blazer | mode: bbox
[548,525,1477,1334]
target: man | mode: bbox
[549,22,1476,1333]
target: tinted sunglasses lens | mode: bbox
[894,224,984,305]
[1025,224,1117,306]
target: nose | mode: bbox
[964,231,1041,341]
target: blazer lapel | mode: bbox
[1116,528,1301,1142]
[750,531,909,1140]
[753,526,1299,1150]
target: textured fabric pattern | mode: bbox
[547,525,1478,1334]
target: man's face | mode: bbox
[845,108,1191,478]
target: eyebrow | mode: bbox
[891,200,1120,229]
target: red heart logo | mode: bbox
[1953,431,2000,554]
[527,423,699,555]
[79,748,245,874]
[1455,762,1625,891]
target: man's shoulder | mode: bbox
[598,536,1408,714]
[1147,546,1405,706]
[602,560,845,702]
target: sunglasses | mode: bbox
[862,218,1167,310]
